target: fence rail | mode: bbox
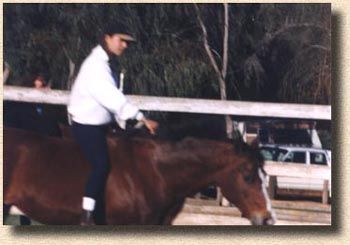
[264,161,331,204]
[3,85,331,120]
[264,161,331,180]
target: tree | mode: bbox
[240,4,331,104]
[4,3,331,105]
[194,3,238,139]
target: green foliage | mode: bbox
[4,3,331,104]
[121,41,218,98]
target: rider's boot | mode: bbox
[80,209,95,225]
[80,197,96,225]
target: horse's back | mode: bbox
[3,128,44,194]
[4,128,86,206]
[3,128,171,224]
[4,127,84,174]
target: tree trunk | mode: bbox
[195,3,234,206]
[67,58,76,90]
[195,3,234,139]
[62,46,76,90]
[3,62,11,84]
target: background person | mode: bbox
[4,74,62,137]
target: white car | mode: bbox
[260,145,331,166]
[259,145,331,193]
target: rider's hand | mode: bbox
[141,118,158,135]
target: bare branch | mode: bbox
[62,46,76,90]
[3,62,11,84]
[195,4,240,100]
[194,4,222,80]
[222,3,229,80]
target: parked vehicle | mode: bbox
[259,144,331,194]
[260,144,331,166]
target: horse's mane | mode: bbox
[7,126,264,173]
[114,128,265,175]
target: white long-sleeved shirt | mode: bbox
[68,45,143,128]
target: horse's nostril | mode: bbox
[263,217,275,225]
[251,212,276,225]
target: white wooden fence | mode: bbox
[264,161,331,204]
[3,85,331,119]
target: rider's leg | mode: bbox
[71,122,109,225]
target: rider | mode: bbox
[68,23,158,225]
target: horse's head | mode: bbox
[217,141,276,225]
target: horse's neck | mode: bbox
[158,138,233,196]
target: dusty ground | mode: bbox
[3,198,331,226]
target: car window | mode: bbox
[284,151,306,164]
[310,152,328,166]
[260,147,288,161]
[260,149,274,160]
[276,149,288,161]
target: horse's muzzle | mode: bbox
[250,212,276,225]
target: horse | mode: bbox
[3,127,275,225]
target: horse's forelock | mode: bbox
[233,140,265,170]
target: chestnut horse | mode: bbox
[3,127,275,225]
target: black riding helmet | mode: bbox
[103,22,136,42]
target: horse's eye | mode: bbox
[244,174,254,183]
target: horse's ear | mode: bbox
[231,129,244,143]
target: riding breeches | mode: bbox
[71,122,110,200]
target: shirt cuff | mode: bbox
[135,111,144,121]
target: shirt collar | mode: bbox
[92,45,109,62]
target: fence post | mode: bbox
[194,192,202,199]
[216,187,223,205]
[268,176,277,199]
[322,180,329,204]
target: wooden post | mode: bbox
[194,192,202,199]
[221,197,230,207]
[216,186,223,205]
[322,180,329,204]
[268,176,277,199]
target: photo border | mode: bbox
[1,0,348,244]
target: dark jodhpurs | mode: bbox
[71,122,109,200]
